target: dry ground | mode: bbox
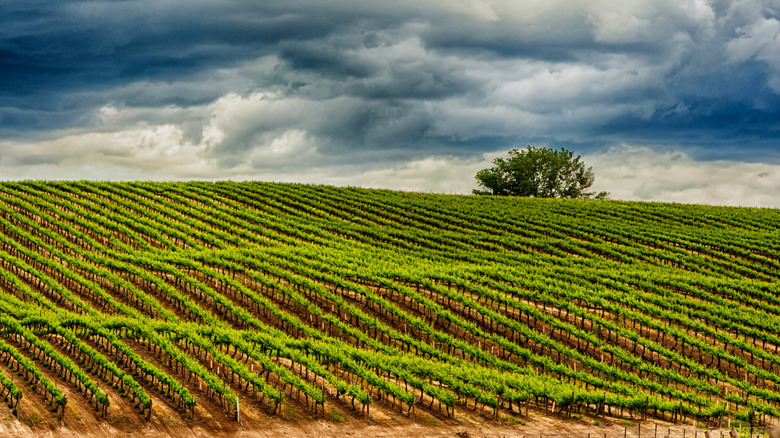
[0,396,739,438]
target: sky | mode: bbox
[1,0,779,207]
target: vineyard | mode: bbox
[0,181,778,435]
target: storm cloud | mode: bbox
[1,0,779,206]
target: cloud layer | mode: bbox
[587,146,780,207]
[1,1,779,206]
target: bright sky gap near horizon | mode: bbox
[1,1,779,207]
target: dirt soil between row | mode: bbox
[0,403,739,438]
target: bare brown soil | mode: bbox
[0,405,738,438]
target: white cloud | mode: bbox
[587,145,780,208]
[309,155,492,194]
[427,0,586,22]
[0,124,215,179]
[725,16,780,91]
[587,0,654,44]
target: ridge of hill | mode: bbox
[0,181,778,436]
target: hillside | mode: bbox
[0,181,778,436]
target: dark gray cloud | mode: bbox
[1,0,780,205]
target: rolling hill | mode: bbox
[0,181,778,436]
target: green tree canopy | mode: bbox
[473,146,608,199]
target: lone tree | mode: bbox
[473,146,608,198]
